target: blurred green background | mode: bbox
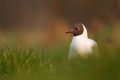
[0,0,120,80]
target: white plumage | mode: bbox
[67,23,97,59]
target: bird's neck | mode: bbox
[73,34,88,39]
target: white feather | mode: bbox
[68,24,97,59]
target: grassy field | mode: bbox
[0,27,120,80]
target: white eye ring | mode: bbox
[76,27,80,30]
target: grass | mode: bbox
[0,44,62,80]
[0,43,119,80]
[0,28,120,80]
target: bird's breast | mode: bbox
[70,38,92,55]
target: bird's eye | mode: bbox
[75,27,80,30]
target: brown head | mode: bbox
[66,23,84,36]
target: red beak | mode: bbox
[65,31,72,33]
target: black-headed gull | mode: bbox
[66,23,97,59]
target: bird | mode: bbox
[66,23,97,59]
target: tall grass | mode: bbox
[0,27,120,80]
[0,46,53,80]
